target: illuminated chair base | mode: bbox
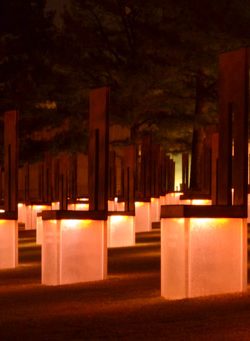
[36,213,43,244]
[161,205,247,299]
[179,193,212,206]
[160,195,166,206]
[108,200,125,212]
[22,204,51,230]
[18,203,27,228]
[38,203,89,245]
[51,202,60,210]
[41,210,107,285]
[165,192,183,205]
[68,203,89,211]
[107,212,135,248]
[0,215,18,269]
[135,201,151,232]
[150,197,160,223]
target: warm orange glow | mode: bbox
[75,203,89,211]
[110,215,128,223]
[161,216,247,300]
[191,199,211,205]
[135,201,145,208]
[190,218,229,229]
[33,205,48,211]
[0,209,5,213]
[135,201,151,232]
[78,198,88,202]
[108,215,135,248]
[114,197,118,203]
[42,219,107,285]
[171,192,183,198]
[171,218,185,224]
[61,219,92,230]
[0,220,18,269]
[18,203,24,208]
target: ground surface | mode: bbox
[0,229,250,340]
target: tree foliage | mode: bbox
[2,0,250,160]
[57,0,250,152]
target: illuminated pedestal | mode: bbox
[150,198,160,223]
[0,217,18,269]
[161,205,247,299]
[160,196,166,205]
[179,193,212,206]
[51,202,60,210]
[108,200,115,211]
[68,203,89,211]
[42,211,107,285]
[165,192,183,205]
[36,213,43,244]
[108,200,125,212]
[135,201,151,232]
[25,204,51,230]
[116,201,125,211]
[18,203,27,228]
[107,213,135,248]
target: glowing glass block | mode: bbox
[191,199,212,205]
[108,200,115,211]
[161,217,247,299]
[165,192,183,205]
[36,215,43,244]
[150,197,160,223]
[0,220,18,269]
[116,201,125,211]
[26,205,51,230]
[75,203,89,211]
[135,202,151,232]
[18,203,27,227]
[51,202,60,210]
[160,196,166,205]
[67,203,75,210]
[42,219,107,285]
[107,215,135,248]
[68,203,89,211]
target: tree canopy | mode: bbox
[1,0,250,160]
[57,0,250,151]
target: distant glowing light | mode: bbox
[33,205,47,211]
[36,100,57,109]
[75,203,89,210]
[78,198,88,202]
[191,200,211,205]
